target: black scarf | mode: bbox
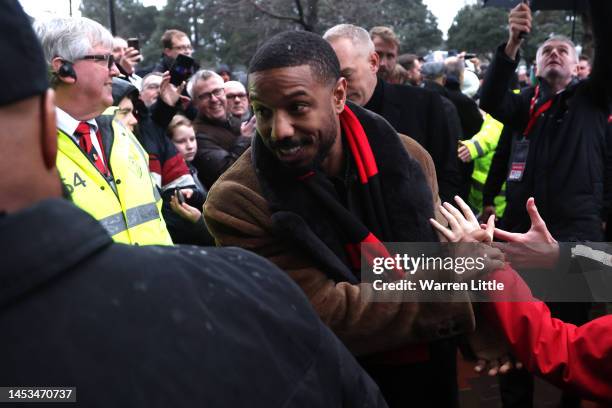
[252,102,437,284]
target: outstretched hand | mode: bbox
[492,197,555,243]
[430,196,505,278]
[430,195,495,243]
[488,197,559,269]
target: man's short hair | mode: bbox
[369,26,400,51]
[421,61,445,80]
[224,80,246,92]
[323,24,375,56]
[161,29,188,49]
[249,31,341,87]
[445,57,465,79]
[398,54,419,71]
[35,16,113,66]
[579,55,591,64]
[142,72,163,86]
[536,35,578,63]
[113,36,126,47]
[187,69,223,97]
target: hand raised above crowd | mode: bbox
[505,1,532,59]
[159,71,190,108]
[117,46,142,75]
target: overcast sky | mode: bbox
[19,0,477,38]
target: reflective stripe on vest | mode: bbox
[98,202,161,236]
[57,120,173,246]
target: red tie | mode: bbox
[75,122,108,176]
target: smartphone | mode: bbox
[464,53,477,59]
[127,38,139,51]
[170,54,196,86]
[518,0,530,40]
[176,189,185,204]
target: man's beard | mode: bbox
[267,111,338,174]
[377,70,391,82]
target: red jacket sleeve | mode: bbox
[484,266,612,403]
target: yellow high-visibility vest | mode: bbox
[56,118,173,246]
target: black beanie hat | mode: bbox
[0,0,49,106]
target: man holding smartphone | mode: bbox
[153,29,194,74]
[480,1,612,406]
[112,36,142,89]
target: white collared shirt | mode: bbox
[55,107,106,166]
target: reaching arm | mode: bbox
[485,266,612,404]
[480,2,533,126]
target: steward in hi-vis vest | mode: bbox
[57,114,173,246]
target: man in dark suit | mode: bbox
[324,24,460,202]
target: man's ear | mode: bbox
[332,77,347,114]
[51,57,76,85]
[41,89,57,171]
[369,51,380,74]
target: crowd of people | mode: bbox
[1,0,611,406]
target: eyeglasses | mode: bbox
[78,54,116,69]
[226,92,247,100]
[197,88,224,102]
[172,45,193,52]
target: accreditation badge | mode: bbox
[507,139,529,182]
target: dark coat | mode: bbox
[480,3,612,242]
[364,79,460,203]
[483,124,515,209]
[443,82,483,140]
[152,54,174,74]
[192,115,251,189]
[0,199,386,408]
[423,79,478,141]
[205,103,474,357]
[423,79,478,200]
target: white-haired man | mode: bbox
[224,80,249,120]
[36,16,172,245]
[480,1,612,406]
[323,24,460,203]
[224,80,256,137]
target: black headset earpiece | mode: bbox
[57,61,77,80]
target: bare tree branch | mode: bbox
[295,0,305,23]
[246,0,303,25]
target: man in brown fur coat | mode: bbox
[205,31,504,407]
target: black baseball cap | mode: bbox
[0,0,48,106]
